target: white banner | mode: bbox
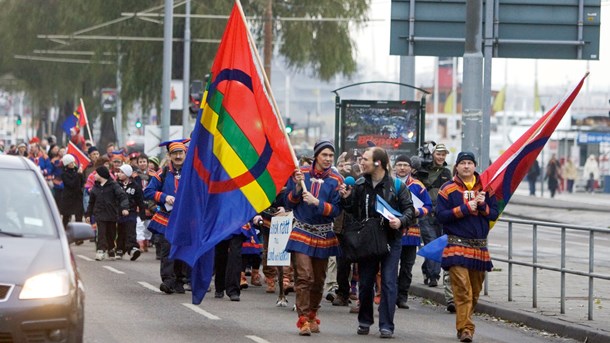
[267,212,293,267]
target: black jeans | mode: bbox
[214,235,243,297]
[158,234,188,285]
[116,220,138,253]
[96,221,116,252]
[335,236,352,299]
[397,245,417,302]
[358,238,402,333]
[419,216,442,281]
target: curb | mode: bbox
[409,284,610,343]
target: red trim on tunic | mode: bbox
[452,206,465,218]
[322,202,333,217]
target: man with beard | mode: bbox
[341,147,414,338]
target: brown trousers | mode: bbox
[294,252,328,317]
[449,265,485,336]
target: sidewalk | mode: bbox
[409,184,610,343]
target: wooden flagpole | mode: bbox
[80,98,95,144]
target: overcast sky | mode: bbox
[356,0,610,94]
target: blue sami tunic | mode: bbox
[400,175,432,246]
[436,173,499,272]
[143,164,179,235]
[284,165,343,259]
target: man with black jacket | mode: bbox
[341,147,414,338]
[419,144,452,289]
[85,166,129,261]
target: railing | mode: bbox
[486,217,610,320]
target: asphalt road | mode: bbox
[73,243,579,343]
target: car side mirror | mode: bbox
[66,222,96,244]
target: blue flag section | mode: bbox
[61,113,78,135]
[417,234,448,263]
[375,194,402,219]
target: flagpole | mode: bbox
[234,0,299,169]
[80,98,94,143]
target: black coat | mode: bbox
[342,173,415,241]
[86,179,129,222]
[118,179,146,222]
[60,167,85,215]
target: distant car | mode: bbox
[0,155,95,343]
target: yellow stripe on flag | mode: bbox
[200,104,271,212]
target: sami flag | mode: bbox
[166,3,295,304]
[480,73,588,217]
[61,103,86,135]
[418,74,588,262]
[66,141,91,167]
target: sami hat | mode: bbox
[159,138,191,154]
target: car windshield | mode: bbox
[0,169,56,237]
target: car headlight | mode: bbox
[19,270,70,299]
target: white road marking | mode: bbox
[182,303,220,320]
[77,255,94,261]
[102,266,125,274]
[138,281,162,293]
[245,335,270,343]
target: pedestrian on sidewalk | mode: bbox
[527,160,540,196]
[436,152,499,343]
[583,154,600,193]
[562,158,578,193]
[545,155,561,198]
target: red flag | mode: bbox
[67,141,91,168]
[480,73,588,216]
[165,3,295,304]
[76,103,87,127]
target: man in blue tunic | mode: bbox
[284,140,343,336]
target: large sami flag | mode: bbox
[480,73,588,216]
[166,3,295,304]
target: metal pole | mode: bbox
[461,0,483,165]
[481,0,494,169]
[400,0,417,101]
[399,56,416,101]
[116,53,123,147]
[161,0,174,148]
[560,227,566,314]
[588,231,594,320]
[334,94,341,153]
[508,221,513,301]
[532,224,538,308]
[182,0,191,138]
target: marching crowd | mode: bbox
[6,136,497,342]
